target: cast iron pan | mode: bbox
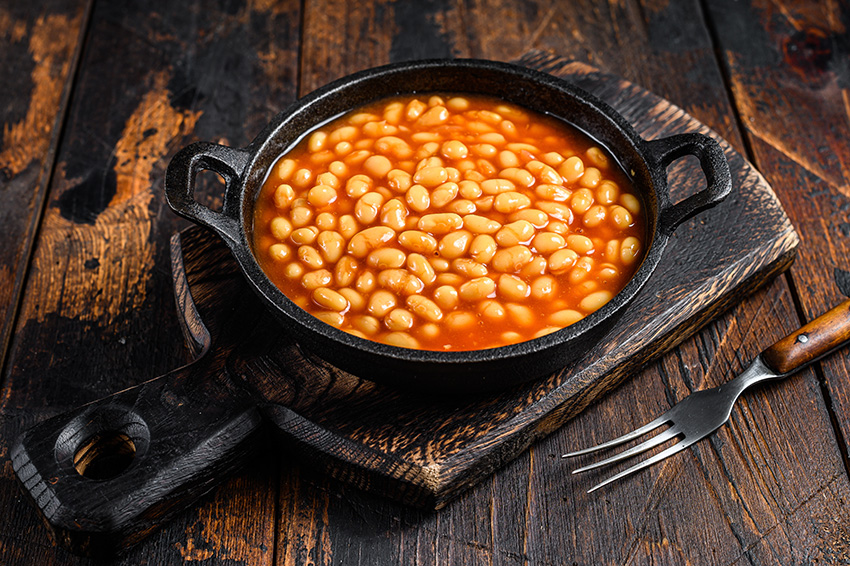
[11,59,731,557]
[164,58,732,391]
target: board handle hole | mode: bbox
[73,431,137,480]
[55,406,150,481]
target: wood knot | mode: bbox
[781,27,834,86]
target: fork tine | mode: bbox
[562,414,670,457]
[570,427,680,474]
[585,438,697,493]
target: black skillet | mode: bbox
[163,58,731,390]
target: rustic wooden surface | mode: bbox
[109,58,795,522]
[2,0,850,564]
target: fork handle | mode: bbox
[762,298,850,375]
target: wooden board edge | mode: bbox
[170,232,211,361]
[264,405,439,508]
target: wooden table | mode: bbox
[3,1,850,563]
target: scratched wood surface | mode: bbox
[0,0,90,382]
[2,1,850,565]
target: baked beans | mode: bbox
[253,94,645,351]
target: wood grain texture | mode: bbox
[0,0,90,376]
[704,0,850,466]
[762,298,850,374]
[300,0,747,151]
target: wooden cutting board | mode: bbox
[174,53,798,506]
[12,54,798,556]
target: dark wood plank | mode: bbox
[704,0,850,464]
[521,1,749,152]
[0,3,92,563]
[0,0,90,378]
[0,0,301,562]
[301,0,747,153]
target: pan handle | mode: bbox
[165,141,250,246]
[10,358,262,558]
[645,133,732,234]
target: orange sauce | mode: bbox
[253,93,645,351]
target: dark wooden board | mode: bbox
[168,56,799,510]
